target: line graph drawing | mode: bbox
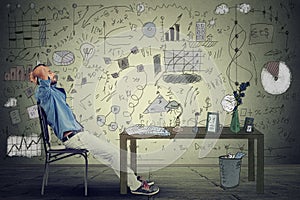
[147,3,192,18]
[74,4,160,54]
[7,15,48,49]
[73,4,133,29]
[5,3,72,50]
[7,134,42,157]
[164,49,202,72]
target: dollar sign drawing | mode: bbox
[203,97,212,111]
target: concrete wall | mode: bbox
[0,0,299,165]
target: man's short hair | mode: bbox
[33,64,46,85]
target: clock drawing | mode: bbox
[221,94,236,112]
[261,61,291,95]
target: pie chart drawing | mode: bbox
[52,50,75,66]
[261,61,291,95]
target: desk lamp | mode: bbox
[165,100,183,132]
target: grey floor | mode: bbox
[0,164,299,200]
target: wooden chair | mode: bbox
[37,104,88,196]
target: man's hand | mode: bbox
[29,72,38,85]
[29,65,50,85]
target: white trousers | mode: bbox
[63,131,141,190]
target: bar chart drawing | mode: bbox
[165,24,180,41]
[164,50,202,72]
[4,65,32,81]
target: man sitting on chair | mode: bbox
[29,64,159,196]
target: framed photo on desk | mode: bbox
[244,117,254,133]
[206,112,219,134]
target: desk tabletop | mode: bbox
[120,126,264,139]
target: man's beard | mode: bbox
[50,75,58,85]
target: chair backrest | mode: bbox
[37,104,51,151]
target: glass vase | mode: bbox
[230,109,240,133]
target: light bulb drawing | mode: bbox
[80,42,95,66]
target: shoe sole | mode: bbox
[131,187,159,196]
[147,181,154,186]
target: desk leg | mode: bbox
[130,139,137,175]
[248,138,255,181]
[257,135,264,193]
[120,135,128,194]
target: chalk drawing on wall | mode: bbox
[80,42,95,66]
[249,23,274,45]
[27,105,39,119]
[221,94,236,113]
[163,49,202,84]
[140,20,157,39]
[117,57,129,70]
[164,23,180,42]
[96,105,120,131]
[4,65,32,81]
[143,94,169,114]
[196,22,206,41]
[52,50,75,66]
[215,3,230,15]
[9,109,21,125]
[261,61,291,95]
[163,14,183,42]
[215,3,253,90]
[207,18,217,29]
[7,3,49,49]
[4,98,17,108]
[164,49,202,72]
[7,134,42,157]
[163,74,201,84]
[73,4,134,55]
[24,87,35,98]
[136,2,146,16]
[96,115,106,127]
[153,54,162,76]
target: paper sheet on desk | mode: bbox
[125,124,170,136]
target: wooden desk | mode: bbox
[120,127,264,194]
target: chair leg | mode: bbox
[41,161,49,195]
[84,153,88,196]
[45,162,49,186]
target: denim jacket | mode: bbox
[35,78,83,140]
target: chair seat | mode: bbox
[48,148,89,154]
